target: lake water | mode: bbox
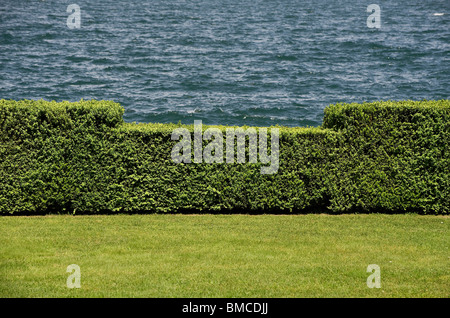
[0,0,448,127]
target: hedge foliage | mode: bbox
[0,99,448,214]
[323,100,450,214]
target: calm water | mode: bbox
[0,0,449,127]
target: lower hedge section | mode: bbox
[0,99,448,214]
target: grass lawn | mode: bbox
[0,214,448,298]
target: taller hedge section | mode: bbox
[0,99,448,214]
[323,100,450,214]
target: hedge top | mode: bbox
[2,98,449,132]
[323,99,450,130]
[0,99,124,132]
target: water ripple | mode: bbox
[0,0,449,127]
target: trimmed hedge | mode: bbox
[323,100,450,214]
[0,99,448,214]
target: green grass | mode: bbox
[0,214,448,298]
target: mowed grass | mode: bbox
[0,214,448,298]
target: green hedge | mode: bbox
[0,99,448,214]
[323,100,450,214]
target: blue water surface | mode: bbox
[0,0,449,127]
